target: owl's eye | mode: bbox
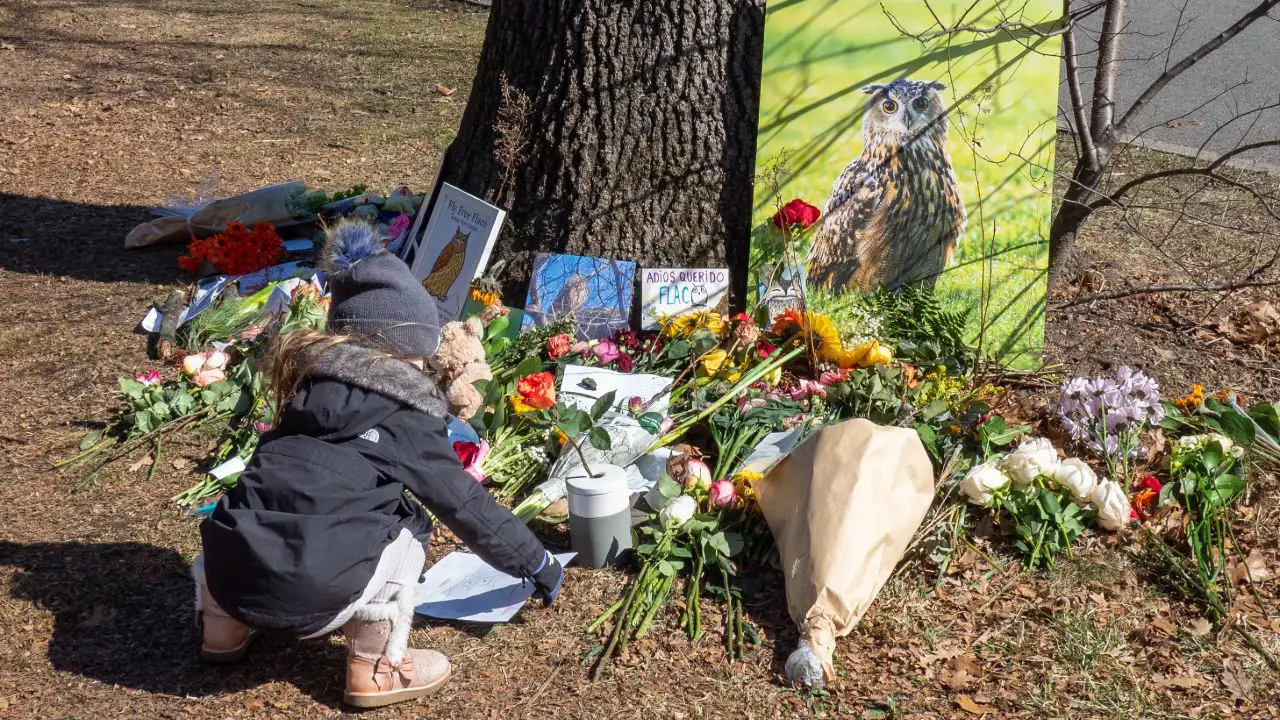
[912,96,930,112]
[881,99,898,113]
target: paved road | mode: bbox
[1062,0,1280,168]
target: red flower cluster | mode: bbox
[178,221,284,275]
[771,199,821,231]
[1131,475,1163,521]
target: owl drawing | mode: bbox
[421,226,470,300]
[807,79,966,292]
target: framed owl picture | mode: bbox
[407,183,506,322]
[750,0,1061,369]
[521,253,638,340]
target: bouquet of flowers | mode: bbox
[178,221,285,276]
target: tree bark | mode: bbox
[444,0,765,309]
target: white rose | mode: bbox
[1052,458,1098,501]
[959,460,1010,506]
[1090,479,1131,531]
[1176,433,1233,452]
[1001,437,1060,486]
[202,349,231,371]
[182,352,208,376]
[658,494,697,529]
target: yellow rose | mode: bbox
[508,395,535,414]
[698,348,731,378]
[761,366,782,386]
[851,340,893,367]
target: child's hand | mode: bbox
[531,551,564,608]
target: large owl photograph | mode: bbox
[751,0,1060,367]
[521,253,638,340]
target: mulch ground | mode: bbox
[2,1,1279,718]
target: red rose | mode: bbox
[545,334,573,360]
[616,352,634,373]
[613,330,640,351]
[755,339,778,360]
[1136,475,1162,494]
[770,199,822,231]
[516,371,557,409]
[453,441,482,467]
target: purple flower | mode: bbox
[253,421,272,433]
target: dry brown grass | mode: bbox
[2,1,1279,718]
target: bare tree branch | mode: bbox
[1114,0,1280,135]
[1062,5,1097,170]
[1088,0,1127,148]
[1088,140,1280,212]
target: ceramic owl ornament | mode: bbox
[807,78,966,292]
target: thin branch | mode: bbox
[882,0,1069,43]
[1057,278,1280,307]
[1062,7,1097,170]
[1114,0,1280,135]
[1087,140,1280,212]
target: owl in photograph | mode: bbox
[421,226,470,300]
[807,79,966,292]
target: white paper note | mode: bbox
[415,551,576,623]
[559,365,672,414]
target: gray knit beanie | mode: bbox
[324,219,441,358]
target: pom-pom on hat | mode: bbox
[324,218,441,358]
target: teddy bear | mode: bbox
[430,317,493,420]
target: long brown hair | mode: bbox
[265,330,362,425]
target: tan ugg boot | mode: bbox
[342,615,451,708]
[196,581,259,663]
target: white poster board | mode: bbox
[415,551,576,623]
[407,183,504,321]
[640,268,729,329]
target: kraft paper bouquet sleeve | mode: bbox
[755,418,934,687]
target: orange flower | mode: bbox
[770,307,804,336]
[516,371,556,410]
[903,364,919,390]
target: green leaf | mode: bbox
[486,314,510,339]
[914,423,939,462]
[657,474,681,499]
[516,355,543,378]
[151,401,171,421]
[922,398,949,421]
[669,546,693,559]
[666,340,691,359]
[1218,409,1256,447]
[590,390,617,422]
[705,531,732,559]
[588,426,612,451]
[79,429,104,450]
[657,560,677,577]
[1249,402,1280,439]
[120,377,147,396]
[1211,474,1245,505]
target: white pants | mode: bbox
[194,528,426,641]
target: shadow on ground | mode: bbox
[0,540,353,707]
[0,194,181,284]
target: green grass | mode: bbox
[752,0,1061,368]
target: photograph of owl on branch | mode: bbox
[807,79,966,291]
[522,253,638,340]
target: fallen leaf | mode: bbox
[1224,301,1280,345]
[1153,674,1206,690]
[1230,551,1273,585]
[945,668,974,691]
[434,84,457,97]
[172,457,193,471]
[1151,617,1176,636]
[128,454,154,472]
[956,695,995,715]
[0,43,15,51]
[918,648,964,667]
[1220,660,1253,702]
[1187,618,1213,638]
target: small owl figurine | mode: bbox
[421,226,470,300]
[807,79,966,292]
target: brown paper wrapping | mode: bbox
[124,180,307,249]
[756,418,934,683]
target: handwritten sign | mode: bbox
[640,268,729,329]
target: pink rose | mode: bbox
[136,369,162,386]
[592,338,621,364]
[452,440,490,483]
[786,379,827,402]
[737,395,767,414]
[709,479,736,509]
[192,368,226,388]
[818,368,850,386]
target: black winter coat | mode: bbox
[199,343,546,636]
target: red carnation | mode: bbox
[545,334,573,361]
[771,199,822,231]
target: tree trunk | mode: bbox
[443,0,765,309]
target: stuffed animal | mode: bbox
[431,317,492,420]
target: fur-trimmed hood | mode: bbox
[303,342,448,418]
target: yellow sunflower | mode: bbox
[470,287,501,308]
[771,310,851,366]
[734,469,764,510]
[661,309,728,339]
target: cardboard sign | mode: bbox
[407,183,505,322]
[640,268,729,329]
[521,253,637,340]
